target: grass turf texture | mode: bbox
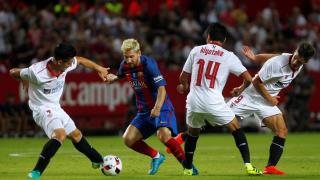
[1,133,319,179]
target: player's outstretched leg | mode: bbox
[165,135,199,176]
[130,140,165,175]
[157,127,199,175]
[159,129,198,176]
[131,140,165,175]
[264,136,286,175]
[263,115,287,175]
[166,132,187,154]
[72,137,104,169]
[227,117,262,176]
[69,129,103,169]
[28,138,62,179]
[148,152,166,175]
[231,128,262,175]
[164,137,186,163]
[182,132,199,176]
[123,125,165,174]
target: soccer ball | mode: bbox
[101,155,122,176]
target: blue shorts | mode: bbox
[131,110,178,139]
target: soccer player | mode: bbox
[105,39,195,175]
[9,43,109,179]
[177,23,262,176]
[228,42,315,175]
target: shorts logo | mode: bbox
[159,120,167,124]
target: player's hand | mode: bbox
[150,107,160,118]
[242,46,256,61]
[98,67,110,81]
[105,73,118,83]
[231,87,242,97]
[177,84,187,94]
[268,96,280,106]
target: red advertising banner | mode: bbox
[1,70,320,129]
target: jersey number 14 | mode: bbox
[196,59,221,88]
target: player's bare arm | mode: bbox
[177,71,190,94]
[242,46,279,63]
[9,68,23,80]
[9,68,29,93]
[151,86,166,117]
[252,74,279,106]
[231,71,252,97]
[76,56,109,81]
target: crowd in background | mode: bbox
[0,0,320,137]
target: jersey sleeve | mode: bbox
[183,48,196,73]
[116,60,125,79]
[229,53,247,76]
[258,58,281,83]
[146,58,166,87]
[65,57,78,72]
[20,66,38,84]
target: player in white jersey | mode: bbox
[228,42,315,175]
[9,43,109,179]
[177,23,262,176]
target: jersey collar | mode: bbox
[208,41,223,46]
[47,60,62,77]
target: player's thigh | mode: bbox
[123,124,144,145]
[57,108,77,137]
[33,107,67,139]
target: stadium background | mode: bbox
[0,0,320,137]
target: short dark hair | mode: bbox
[297,42,315,62]
[54,43,77,62]
[205,23,227,42]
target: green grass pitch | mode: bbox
[1,133,320,179]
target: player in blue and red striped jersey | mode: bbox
[106,39,197,175]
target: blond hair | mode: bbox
[121,39,140,53]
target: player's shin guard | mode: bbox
[232,129,250,163]
[33,138,61,174]
[183,134,199,169]
[267,136,285,166]
[130,140,158,158]
[73,137,103,163]
[165,138,186,163]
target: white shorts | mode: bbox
[227,93,282,122]
[186,103,235,128]
[32,106,77,138]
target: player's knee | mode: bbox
[53,132,67,142]
[157,131,171,143]
[122,135,134,147]
[70,129,82,142]
[276,127,288,138]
